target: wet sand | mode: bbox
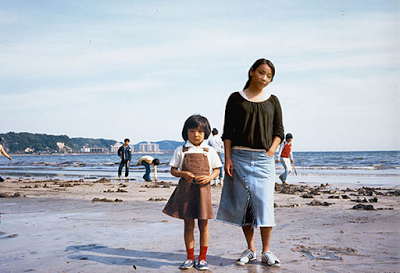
[1,177,399,272]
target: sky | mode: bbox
[1,0,399,151]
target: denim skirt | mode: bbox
[216,149,276,227]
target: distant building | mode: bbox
[81,145,108,153]
[139,142,159,153]
[110,142,123,153]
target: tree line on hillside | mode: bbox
[0,132,184,154]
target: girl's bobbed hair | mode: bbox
[182,115,211,141]
[243,58,275,90]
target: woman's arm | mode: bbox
[267,136,281,158]
[224,139,234,177]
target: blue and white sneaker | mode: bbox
[179,259,195,270]
[197,259,209,271]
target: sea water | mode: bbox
[1,151,399,187]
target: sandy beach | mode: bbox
[1,177,399,273]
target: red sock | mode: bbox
[186,248,195,260]
[198,246,208,261]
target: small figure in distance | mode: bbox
[208,128,224,186]
[0,137,12,182]
[136,156,160,182]
[276,133,294,184]
[117,138,131,179]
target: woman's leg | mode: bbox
[260,227,272,252]
[242,225,256,251]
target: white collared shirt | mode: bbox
[169,140,222,172]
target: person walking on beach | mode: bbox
[135,156,160,182]
[216,59,284,267]
[0,137,12,182]
[117,138,131,178]
[208,128,224,185]
[163,115,222,270]
[276,133,294,184]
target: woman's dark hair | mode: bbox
[152,158,160,165]
[181,115,211,141]
[243,58,275,90]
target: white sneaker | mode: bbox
[236,249,256,266]
[261,251,281,267]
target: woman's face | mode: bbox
[187,126,205,147]
[250,64,273,89]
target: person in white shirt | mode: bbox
[208,128,224,185]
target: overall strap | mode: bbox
[182,145,189,153]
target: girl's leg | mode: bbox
[260,227,272,252]
[242,225,256,251]
[198,219,209,261]
[184,219,195,260]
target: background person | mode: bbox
[208,128,224,185]
[0,137,12,182]
[136,156,160,182]
[117,138,131,178]
[276,133,294,184]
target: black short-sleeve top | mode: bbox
[222,91,284,151]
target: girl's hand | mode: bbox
[182,171,195,182]
[276,159,280,163]
[195,175,212,185]
[225,158,234,177]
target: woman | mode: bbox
[216,59,284,267]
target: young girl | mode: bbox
[276,133,294,184]
[163,115,222,270]
[216,59,284,267]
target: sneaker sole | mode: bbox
[236,257,257,266]
[261,259,281,267]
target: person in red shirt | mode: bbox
[276,133,293,184]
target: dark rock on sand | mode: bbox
[301,194,314,198]
[148,198,167,201]
[92,198,123,203]
[0,192,23,198]
[307,199,332,206]
[352,204,375,210]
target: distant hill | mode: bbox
[0,132,117,154]
[0,132,184,154]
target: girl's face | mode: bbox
[187,126,205,147]
[250,64,273,89]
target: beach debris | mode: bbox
[148,198,167,201]
[294,245,356,260]
[95,177,110,183]
[307,199,332,206]
[301,194,314,198]
[388,190,400,196]
[352,204,375,210]
[0,192,24,198]
[133,265,137,270]
[91,197,123,203]
[328,195,342,199]
[376,207,394,210]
